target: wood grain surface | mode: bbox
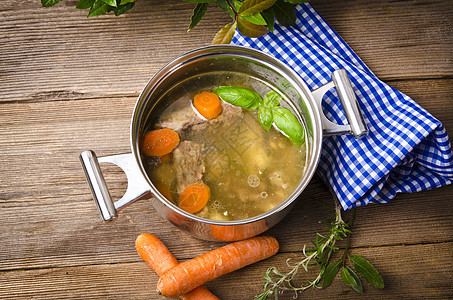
[1,0,452,299]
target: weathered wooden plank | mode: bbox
[314,0,453,80]
[1,242,451,299]
[0,0,451,102]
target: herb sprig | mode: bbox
[40,0,311,43]
[212,86,305,145]
[255,203,384,299]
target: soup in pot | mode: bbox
[142,72,308,221]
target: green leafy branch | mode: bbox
[255,203,384,299]
[40,0,310,43]
[41,0,136,17]
[183,0,312,44]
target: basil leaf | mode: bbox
[273,0,296,26]
[240,13,267,26]
[258,106,273,131]
[238,0,277,16]
[263,90,281,107]
[87,0,112,17]
[237,17,268,38]
[272,106,304,145]
[341,266,363,293]
[212,86,263,109]
[188,3,209,31]
[212,21,237,45]
[113,2,134,16]
[41,0,62,7]
[101,0,116,7]
[322,260,342,288]
[261,6,275,32]
[350,255,384,289]
[76,0,95,9]
[120,0,135,4]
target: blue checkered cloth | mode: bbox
[231,3,453,210]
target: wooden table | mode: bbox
[1,0,452,299]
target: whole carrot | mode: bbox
[135,233,220,300]
[157,236,279,298]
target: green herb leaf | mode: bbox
[258,106,273,131]
[263,90,281,107]
[238,0,277,16]
[212,21,237,44]
[350,255,384,289]
[261,7,275,32]
[41,0,62,7]
[240,13,267,26]
[188,3,209,31]
[183,0,215,3]
[233,0,242,11]
[215,0,229,11]
[101,0,116,7]
[273,0,296,26]
[120,0,135,4]
[212,86,263,109]
[237,17,268,38]
[87,0,111,17]
[76,0,95,9]
[341,266,364,293]
[322,260,342,288]
[272,106,304,145]
[112,2,135,16]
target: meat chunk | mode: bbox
[192,101,242,131]
[157,97,242,133]
[156,97,204,132]
[173,141,205,193]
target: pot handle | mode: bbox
[79,150,151,222]
[311,69,368,137]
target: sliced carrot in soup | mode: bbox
[142,128,179,157]
[193,91,222,120]
[179,183,210,214]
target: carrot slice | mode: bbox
[193,91,222,119]
[178,182,210,214]
[157,236,279,298]
[142,128,179,157]
[135,233,219,300]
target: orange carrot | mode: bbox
[157,236,279,298]
[210,220,267,242]
[194,91,222,119]
[135,233,220,300]
[142,128,179,157]
[178,182,210,214]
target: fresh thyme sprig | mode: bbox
[255,202,349,300]
[255,202,384,299]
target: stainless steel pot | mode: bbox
[80,45,367,241]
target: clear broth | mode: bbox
[143,71,309,221]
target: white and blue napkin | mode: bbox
[231,3,453,210]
